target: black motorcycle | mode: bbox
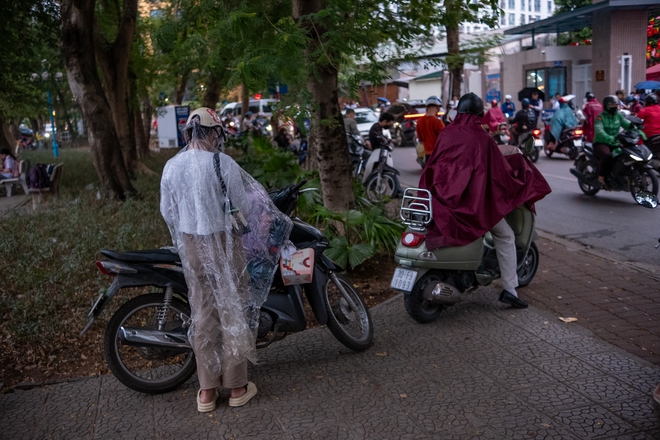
[347,133,371,180]
[570,116,658,202]
[544,125,584,160]
[82,181,373,394]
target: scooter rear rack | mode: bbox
[400,188,432,231]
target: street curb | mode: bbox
[536,228,660,282]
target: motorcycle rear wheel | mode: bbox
[325,273,373,351]
[404,271,448,324]
[629,168,659,200]
[517,242,539,287]
[365,173,397,202]
[576,158,600,196]
[104,293,196,394]
[544,147,554,157]
[528,147,540,163]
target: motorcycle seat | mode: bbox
[100,249,181,263]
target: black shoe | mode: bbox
[499,291,528,309]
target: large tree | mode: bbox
[60,0,136,199]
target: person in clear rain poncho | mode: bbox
[160,107,292,412]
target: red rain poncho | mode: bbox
[482,107,506,133]
[419,113,551,250]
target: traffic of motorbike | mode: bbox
[515,128,542,163]
[347,132,371,180]
[543,114,584,159]
[390,188,540,323]
[82,180,374,394]
[570,115,658,202]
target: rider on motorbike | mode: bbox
[418,93,551,309]
[482,100,507,134]
[593,95,633,187]
[501,95,516,119]
[546,96,578,152]
[582,93,603,143]
[638,94,660,155]
[368,112,394,150]
[510,98,534,145]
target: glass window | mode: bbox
[508,13,515,25]
[547,1,552,13]
[526,69,545,91]
[528,1,531,11]
[262,104,272,113]
[354,110,378,125]
[520,14,526,24]
[529,16,535,23]
[500,0,506,8]
[249,105,260,114]
[521,0,525,9]
[534,0,541,12]
[508,0,515,9]
[536,15,541,21]
[547,67,567,97]
[501,14,506,25]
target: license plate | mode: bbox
[573,139,583,147]
[534,138,543,147]
[390,267,417,292]
[501,135,509,143]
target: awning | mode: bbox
[647,64,660,81]
[504,0,658,36]
[411,71,443,82]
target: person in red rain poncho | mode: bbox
[419,93,551,309]
[482,100,507,134]
[582,92,603,143]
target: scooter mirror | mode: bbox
[634,191,659,209]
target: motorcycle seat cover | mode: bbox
[100,249,181,263]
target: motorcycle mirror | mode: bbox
[633,191,659,209]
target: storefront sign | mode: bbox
[595,70,605,82]
[554,61,563,67]
[485,73,501,103]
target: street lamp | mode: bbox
[30,59,63,158]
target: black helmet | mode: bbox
[603,95,619,108]
[456,93,484,116]
[646,94,659,105]
[586,92,595,100]
[521,98,530,108]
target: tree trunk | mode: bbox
[175,71,189,105]
[95,0,138,176]
[60,0,136,200]
[202,72,222,109]
[446,24,462,100]
[293,0,355,212]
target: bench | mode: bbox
[28,163,63,210]
[2,160,30,197]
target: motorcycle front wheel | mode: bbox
[517,242,539,287]
[629,168,659,200]
[325,273,373,351]
[104,293,196,394]
[528,147,540,163]
[365,173,397,202]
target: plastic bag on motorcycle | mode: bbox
[160,113,293,377]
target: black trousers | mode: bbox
[593,143,613,178]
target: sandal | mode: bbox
[228,382,257,407]
[197,389,218,413]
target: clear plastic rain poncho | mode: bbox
[160,117,292,386]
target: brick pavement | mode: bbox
[2,288,660,439]
[525,234,660,365]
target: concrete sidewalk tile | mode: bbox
[512,382,594,412]
[536,356,607,381]
[0,388,48,440]
[579,352,654,374]
[569,375,647,403]
[550,404,636,438]
[604,397,660,432]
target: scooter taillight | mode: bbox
[574,129,583,136]
[533,129,541,136]
[401,232,425,247]
[95,260,137,276]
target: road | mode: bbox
[392,144,660,266]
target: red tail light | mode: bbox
[532,129,541,136]
[96,260,113,276]
[401,232,425,247]
[574,129,583,135]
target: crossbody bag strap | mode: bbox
[213,152,234,213]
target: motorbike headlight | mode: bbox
[44,133,51,138]
[648,153,654,161]
[629,154,643,161]
[266,125,272,132]
[229,121,235,127]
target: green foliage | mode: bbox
[553,0,591,14]
[236,135,305,189]
[553,0,592,45]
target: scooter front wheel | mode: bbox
[325,273,373,351]
[365,173,397,202]
[404,271,448,324]
[104,293,196,394]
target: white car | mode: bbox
[342,107,391,140]
[219,99,278,118]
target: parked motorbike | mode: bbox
[347,133,371,180]
[570,115,658,202]
[544,125,584,159]
[362,138,403,202]
[390,188,540,323]
[82,181,374,394]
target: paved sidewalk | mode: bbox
[2,288,659,439]
[0,194,28,217]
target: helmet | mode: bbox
[625,94,636,104]
[490,100,498,107]
[615,89,625,96]
[186,107,223,127]
[603,95,619,115]
[586,92,595,100]
[456,93,484,116]
[504,94,512,100]
[425,95,442,107]
[185,107,226,145]
[521,98,530,108]
[646,94,659,105]
[245,111,253,117]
